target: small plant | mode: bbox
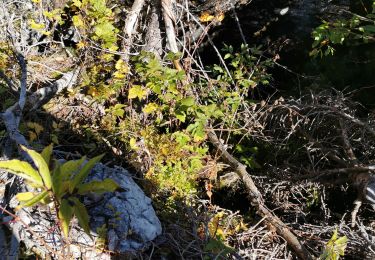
[0,144,119,238]
[319,229,348,260]
[311,1,375,57]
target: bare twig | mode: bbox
[339,119,358,165]
[0,205,59,257]
[0,70,17,93]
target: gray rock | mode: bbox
[84,163,162,253]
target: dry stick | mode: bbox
[124,0,146,37]
[161,0,184,71]
[339,119,358,166]
[297,129,347,168]
[208,131,313,260]
[0,59,79,257]
[1,52,29,149]
[122,0,147,61]
[0,70,18,93]
[176,3,235,84]
[142,1,163,57]
[28,68,80,110]
[0,52,28,259]
[0,206,59,257]
[303,104,375,137]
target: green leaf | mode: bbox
[175,112,186,122]
[111,104,125,117]
[0,160,43,186]
[52,163,64,197]
[77,178,119,195]
[60,157,86,177]
[94,22,115,38]
[21,146,52,189]
[94,21,116,47]
[59,199,74,237]
[320,229,348,260]
[179,97,195,107]
[223,53,231,59]
[70,197,91,236]
[70,154,104,193]
[363,25,375,33]
[16,190,48,210]
[41,144,53,166]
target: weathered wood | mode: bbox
[208,131,313,260]
[194,0,251,13]
[143,1,163,57]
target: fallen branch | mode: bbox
[27,67,80,110]
[208,131,313,260]
[0,53,29,151]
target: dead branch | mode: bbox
[122,0,147,61]
[27,67,81,110]
[0,70,18,94]
[339,119,358,165]
[143,1,163,58]
[0,53,29,151]
[162,0,179,53]
[208,131,313,260]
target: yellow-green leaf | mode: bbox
[59,199,74,237]
[129,138,138,151]
[41,144,53,166]
[115,59,128,74]
[70,154,104,193]
[71,0,82,8]
[128,85,147,100]
[16,190,48,210]
[21,146,52,189]
[113,71,125,79]
[143,103,159,114]
[29,20,45,30]
[26,122,44,135]
[0,160,43,186]
[72,15,84,28]
[77,178,119,195]
[16,192,34,202]
[70,197,91,237]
